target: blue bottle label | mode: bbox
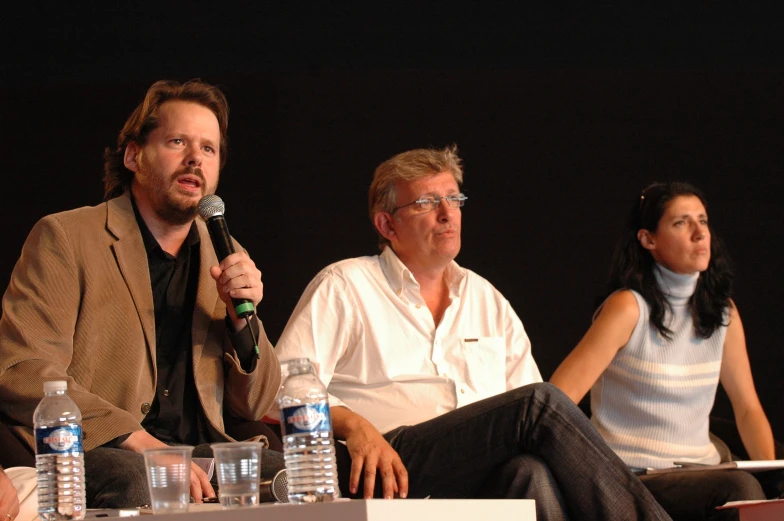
[35,425,83,455]
[281,402,332,435]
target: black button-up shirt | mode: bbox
[133,203,212,446]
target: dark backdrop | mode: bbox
[2,4,782,439]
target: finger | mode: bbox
[218,251,250,272]
[189,462,214,502]
[223,273,254,293]
[226,283,263,309]
[379,461,396,499]
[234,285,263,301]
[190,471,203,503]
[228,288,261,306]
[221,264,261,288]
[219,271,261,300]
[215,266,262,309]
[228,285,262,301]
[7,501,20,520]
[197,470,215,499]
[349,454,365,495]
[363,454,379,499]
[393,459,409,499]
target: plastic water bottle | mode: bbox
[278,358,340,503]
[34,380,86,520]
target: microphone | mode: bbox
[259,469,289,503]
[198,195,255,319]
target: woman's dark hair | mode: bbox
[608,181,733,339]
[102,79,230,200]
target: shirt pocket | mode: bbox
[460,336,506,399]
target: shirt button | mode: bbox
[415,304,421,309]
[141,402,151,414]
[163,389,169,397]
[460,388,465,394]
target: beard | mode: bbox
[138,163,212,226]
[157,193,199,225]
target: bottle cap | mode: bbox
[43,380,67,393]
[285,358,313,376]
[285,358,311,367]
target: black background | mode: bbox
[2,3,782,439]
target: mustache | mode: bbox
[173,166,206,184]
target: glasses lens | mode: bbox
[417,198,437,211]
[446,194,466,208]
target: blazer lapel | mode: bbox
[107,194,157,368]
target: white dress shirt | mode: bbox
[3,467,37,521]
[275,247,542,435]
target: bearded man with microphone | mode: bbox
[0,79,283,508]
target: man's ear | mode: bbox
[637,229,655,251]
[373,212,397,242]
[123,142,141,173]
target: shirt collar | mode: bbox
[379,246,465,299]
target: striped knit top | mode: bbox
[590,264,726,469]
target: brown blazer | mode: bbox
[0,192,280,451]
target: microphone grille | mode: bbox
[272,469,289,503]
[198,195,225,220]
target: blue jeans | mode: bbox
[336,383,671,521]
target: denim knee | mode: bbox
[531,382,573,407]
[511,454,551,480]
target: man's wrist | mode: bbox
[225,314,259,371]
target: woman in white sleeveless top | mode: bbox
[551,182,778,521]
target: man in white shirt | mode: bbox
[0,466,36,521]
[275,146,671,521]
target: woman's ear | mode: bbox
[637,229,655,251]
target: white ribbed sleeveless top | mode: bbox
[590,265,726,469]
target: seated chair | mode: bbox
[709,415,783,499]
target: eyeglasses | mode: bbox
[392,193,468,213]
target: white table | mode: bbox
[104,499,536,521]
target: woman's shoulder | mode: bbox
[595,289,641,323]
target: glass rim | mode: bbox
[211,441,261,451]
[142,446,193,455]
